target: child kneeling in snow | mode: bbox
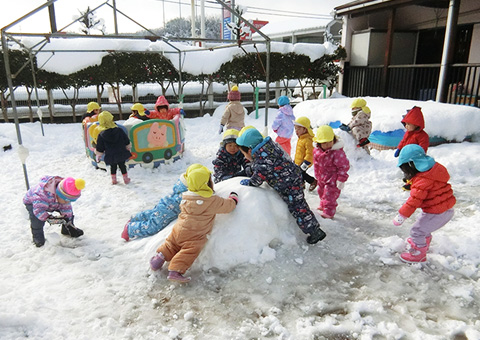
[23,176,85,247]
[393,144,456,263]
[212,129,251,183]
[150,164,238,283]
[236,127,326,244]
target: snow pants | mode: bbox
[410,209,454,247]
[127,205,179,239]
[278,186,320,235]
[157,234,208,274]
[317,181,341,217]
[275,136,292,157]
[25,204,46,245]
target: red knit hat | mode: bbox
[227,85,241,101]
[56,177,85,202]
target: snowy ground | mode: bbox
[1,97,480,340]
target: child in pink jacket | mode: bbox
[313,125,350,219]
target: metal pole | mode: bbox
[29,52,45,136]
[112,0,119,35]
[264,41,270,134]
[436,0,460,102]
[2,31,30,189]
[191,0,196,39]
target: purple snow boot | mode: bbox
[150,252,165,271]
[167,271,191,283]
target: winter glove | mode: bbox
[240,179,251,186]
[126,143,132,151]
[336,181,345,190]
[61,220,84,238]
[393,214,407,226]
[144,109,150,116]
[180,109,185,117]
[394,148,400,157]
[229,192,239,205]
[300,161,310,171]
[357,138,370,147]
[218,124,224,134]
[339,123,351,132]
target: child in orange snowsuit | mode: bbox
[149,164,238,283]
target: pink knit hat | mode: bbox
[56,177,85,202]
[227,85,241,101]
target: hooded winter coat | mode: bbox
[399,162,456,218]
[294,132,314,167]
[220,101,245,130]
[157,192,236,273]
[348,109,372,142]
[23,176,73,221]
[272,104,295,139]
[96,125,132,165]
[313,138,350,186]
[149,96,181,120]
[397,107,429,152]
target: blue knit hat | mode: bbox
[236,128,264,149]
[397,144,435,172]
[277,96,290,106]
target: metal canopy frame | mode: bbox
[1,0,272,189]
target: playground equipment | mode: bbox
[83,116,185,169]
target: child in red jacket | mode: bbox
[394,106,430,190]
[393,144,456,263]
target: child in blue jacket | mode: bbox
[23,176,85,247]
[122,165,203,241]
[236,128,326,244]
[212,129,251,183]
[272,96,295,156]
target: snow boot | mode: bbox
[33,237,45,247]
[150,253,166,271]
[123,174,130,184]
[407,235,432,250]
[167,270,191,283]
[306,227,326,244]
[121,221,130,241]
[320,211,334,219]
[61,221,84,238]
[111,174,118,185]
[400,243,428,263]
[308,179,318,192]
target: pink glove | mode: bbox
[393,214,406,226]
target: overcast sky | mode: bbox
[1,0,347,34]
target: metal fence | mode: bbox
[343,63,480,107]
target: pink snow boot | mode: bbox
[407,235,432,250]
[123,174,130,184]
[150,252,165,271]
[111,174,118,185]
[400,243,428,263]
[167,271,191,283]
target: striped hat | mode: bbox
[56,177,85,202]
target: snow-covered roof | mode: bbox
[20,36,337,76]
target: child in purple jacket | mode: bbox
[313,125,350,219]
[23,176,85,247]
[272,96,295,156]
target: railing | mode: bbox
[343,63,480,107]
